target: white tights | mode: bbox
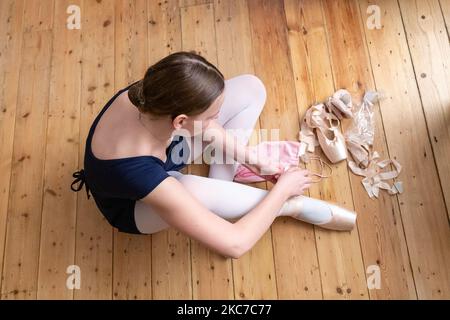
[134,74,331,234]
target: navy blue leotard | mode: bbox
[70,82,189,234]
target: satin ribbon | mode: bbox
[298,104,324,161]
[347,151,403,199]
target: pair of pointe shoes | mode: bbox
[304,89,353,163]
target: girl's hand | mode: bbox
[275,167,312,198]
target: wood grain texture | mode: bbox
[37,0,82,300]
[398,0,450,220]
[439,0,450,34]
[0,0,25,293]
[22,0,54,33]
[1,0,54,299]
[359,0,450,299]
[1,29,53,299]
[322,0,417,299]
[179,0,213,8]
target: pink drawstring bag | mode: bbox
[233,141,302,183]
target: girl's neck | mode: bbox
[138,112,174,148]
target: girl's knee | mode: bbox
[243,74,267,106]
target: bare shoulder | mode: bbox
[91,91,150,160]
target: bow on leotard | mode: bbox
[70,169,91,200]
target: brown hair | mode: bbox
[128,51,225,120]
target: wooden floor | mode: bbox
[0,0,449,300]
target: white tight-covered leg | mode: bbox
[134,170,355,235]
[207,74,267,181]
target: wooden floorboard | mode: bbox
[359,0,450,299]
[0,0,25,295]
[322,0,417,299]
[398,0,450,220]
[37,0,82,300]
[439,0,450,35]
[0,0,448,300]
[1,0,54,299]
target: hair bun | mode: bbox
[128,80,145,107]
[136,80,145,105]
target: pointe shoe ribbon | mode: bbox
[346,135,370,168]
[344,89,404,198]
[347,150,403,199]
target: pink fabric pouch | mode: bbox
[233,141,302,183]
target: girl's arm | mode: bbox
[203,119,254,165]
[140,175,291,259]
[203,119,282,177]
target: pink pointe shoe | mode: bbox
[316,124,347,164]
[316,201,357,231]
[305,104,347,163]
[325,89,353,120]
[285,195,357,231]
